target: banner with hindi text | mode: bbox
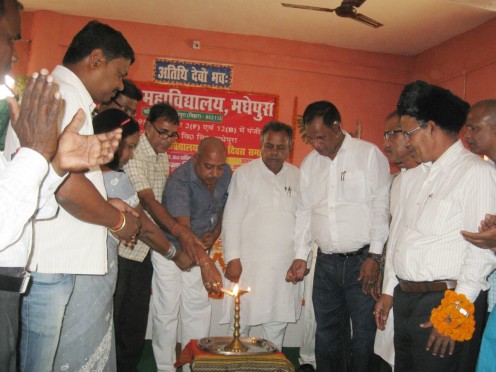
[135,83,279,172]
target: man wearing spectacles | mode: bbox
[374,111,419,370]
[375,81,496,372]
[98,79,142,117]
[122,102,221,372]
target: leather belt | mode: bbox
[398,278,457,293]
[334,245,369,258]
[0,273,30,293]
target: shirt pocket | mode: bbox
[415,197,456,236]
[338,170,367,203]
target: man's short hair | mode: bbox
[147,101,179,126]
[116,79,143,101]
[397,80,469,134]
[0,0,22,17]
[62,20,135,65]
[261,121,294,148]
[303,100,341,128]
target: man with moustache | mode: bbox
[374,111,419,369]
[375,81,496,371]
[156,137,231,371]
[0,2,125,370]
[4,20,141,371]
[221,121,302,351]
[286,100,391,372]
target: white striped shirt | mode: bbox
[23,66,106,274]
[383,140,496,302]
[293,132,391,260]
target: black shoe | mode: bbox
[298,364,316,372]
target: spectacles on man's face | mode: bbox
[384,129,403,140]
[112,98,137,116]
[403,121,428,140]
[150,122,180,140]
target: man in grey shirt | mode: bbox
[155,137,232,371]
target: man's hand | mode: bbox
[176,225,206,263]
[285,259,307,284]
[172,250,195,271]
[461,214,496,251]
[200,232,218,251]
[371,270,383,301]
[200,260,222,295]
[111,211,141,247]
[225,258,242,283]
[358,257,380,294]
[420,321,456,358]
[374,294,393,330]
[52,109,122,175]
[9,69,60,162]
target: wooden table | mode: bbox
[175,339,295,371]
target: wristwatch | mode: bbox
[367,253,382,263]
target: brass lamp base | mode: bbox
[223,336,248,352]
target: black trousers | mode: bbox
[393,285,487,372]
[114,252,153,372]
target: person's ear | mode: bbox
[88,49,105,69]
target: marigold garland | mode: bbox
[208,253,227,299]
[430,290,475,341]
[212,252,226,273]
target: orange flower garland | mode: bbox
[208,253,227,299]
[430,290,475,341]
[212,252,226,273]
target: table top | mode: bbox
[176,339,296,372]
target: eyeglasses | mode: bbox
[384,129,403,140]
[112,98,137,116]
[403,121,427,140]
[150,122,180,140]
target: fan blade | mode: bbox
[353,13,383,28]
[342,0,367,8]
[281,3,336,13]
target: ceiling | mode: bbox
[20,0,496,56]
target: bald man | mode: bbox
[154,137,232,372]
[461,100,496,371]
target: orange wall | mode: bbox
[412,17,496,104]
[13,10,413,166]
[15,11,496,166]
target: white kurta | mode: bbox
[220,158,302,325]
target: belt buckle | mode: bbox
[19,272,30,294]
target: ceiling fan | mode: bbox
[281,0,383,28]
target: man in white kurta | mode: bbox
[221,121,302,350]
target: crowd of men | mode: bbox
[1,0,496,371]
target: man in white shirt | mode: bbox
[375,81,496,371]
[374,111,419,370]
[460,99,496,371]
[221,121,302,350]
[4,20,141,371]
[286,100,391,372]
[0,2,123,370]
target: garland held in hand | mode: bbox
[430,290,475,341]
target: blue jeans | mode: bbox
[19,272,75,372]
[312,249,378,372]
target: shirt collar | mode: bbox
[258,157,287,176]
[52,65,95,113]
[139,133,166,159]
